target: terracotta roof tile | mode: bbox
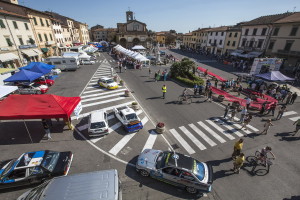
[275,12,300,23]
[243,13,294,25]
[0,9,28,18]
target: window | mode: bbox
[33,17,37,25]
[46,20,49,27]
[242,39,246,47]
[18,37,24,45]
[290,27,298,36]
[219,40,222,45]
[49,34,53,40]
[214,39,217,45]
[234,32,238,37]
[0,19,6,28]
[216,32,218,36]
[40,18,44,26]
[38,33,42,42]
[5,37,13,46]
[232,41,236,47]
[209,39,211,44]
[249,40,254,47]
[221,32,224,36]
[257,39,264,48]
[210,32,212,36]
[44,34,48,41]
[229,33,232,37]
[268,41,275,50]
[261,28,267,36]
[273,27,280,36]
[245,29,249,35]
[227,41,230,46]
[13,21,18,29]
[252,28,257,35]
[284,40,294,51]
[24,23,29,30]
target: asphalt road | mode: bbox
[0,51,299,200]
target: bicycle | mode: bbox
[178,95,192,104]
[252,150,275,172]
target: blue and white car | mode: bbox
[0,150,73,190]
[136,149,213,194]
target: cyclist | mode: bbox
[257,146,276,167]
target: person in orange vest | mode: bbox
[162,85,167,99]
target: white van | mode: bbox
[88,110,109,136]
[45,56,80,71]
[18,170,122,200]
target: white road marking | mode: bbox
[71,101,132,120]
[141,116,149,125]
[206,120,235,140]
[283,111,297,117]
[142,131,158,152]
[82,88,107,94]
[77,124,89,131]
[169,129,195,154]
[108,122,122,133]
[136,110,143,115]
[82,97,126,108]
[188,124,217,146]
[81,89,126,99]
[81,92,124,103]
[216,118,244,137]
[86,85,99,89]
[197,121,226,143]
[179,126,206,150]
[289,116,300,121]
[233,117,259,132]
[109,132,136,156]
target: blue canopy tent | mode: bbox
[3,70,43,82]
[255,71,295,81]
[29,65,51,75]
[20,62,55,70]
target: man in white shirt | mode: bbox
[246,97,252,109]
[240,107,247,123]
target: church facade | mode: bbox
[116,11,155,49]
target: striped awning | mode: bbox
[0,53,19,62]
[22,49,38,57]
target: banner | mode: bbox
[73,101,82,120]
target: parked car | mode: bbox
[0,150,73,190]
[17,170,121,200]
[17,83,49,94]
[88,110,109,136]
[98,77,118,90]
[81,60,95,65]
[34,78,55,86]
[136,149,213,194]
[114,106,143,132]
[159,51,166,55]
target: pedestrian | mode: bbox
[259,101,268,115]
[239,114,252,130]
[224,103,230,119]
[239,107,247,123]
[110,67,114,77]
[245,97,252,109]
[214,78,218,88]
[290,92,298,104]
[162,84,167,99]
[207,89,213,102]
[149,68,152,77]
[124,65,127,72]
[42,119,51,140]
[231,153,245,174]
[154,71,158,82]
[266,102,276,116]
[285,92,292,105]
[276,105,287,120]
[292,118,300,136]
[164,72,167,82]
[260,119,274,135]
[232,139,243,160]
[194,83,198,95]
[230,107,237,121]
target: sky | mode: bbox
[20,0,300,33]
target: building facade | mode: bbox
[77,22,90,45]
[223,25,242,55]
[206,26,228,54]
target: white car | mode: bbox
[81,60,95,65]
[113,106,143,132]
[97,77,118,90]
[17,83,49,94]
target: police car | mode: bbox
[98,77,119,90]
[0,150,73,189]
[114,106,143,132]
[136,149,213,194]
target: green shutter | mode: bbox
[0,19,6,28]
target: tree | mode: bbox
[165,33,176,45]
[170,58,195,77]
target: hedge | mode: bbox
[175,75,204,87]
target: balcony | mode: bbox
[45,41,55,46]
[277,50,300,56]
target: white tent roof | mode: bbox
[0,85,18,98]
[132,45,146,50]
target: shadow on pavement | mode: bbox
[283,195,300,200]
[274,131,300,141]
[146,96,163,100]
[125,156,203,199]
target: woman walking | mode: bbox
[261,119,274,135]
[239,114,252,130]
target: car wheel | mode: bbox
[140,170,150,177]
[186,186,197,194]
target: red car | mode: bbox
[34,79,55,86]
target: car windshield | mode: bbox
[193,161,205,181]
[90,122,106,129]
[41,151,60,172]
[0,159,15,178]
[24,180,50,200]
[125,113,138,121]
[155,152,169,169]
[106,79,114,83]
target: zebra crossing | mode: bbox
[282,110,300,122]
[95,59,115,63]
[168,117,259,155]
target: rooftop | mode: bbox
[242,12,294,26]
[275,12,300,23]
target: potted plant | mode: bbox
[218,95,225,102]
[156,122,165,134]
[132,101,139,110]
[119,80,124,86]
[124,90,130,97]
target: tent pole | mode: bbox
[23,120,33,143]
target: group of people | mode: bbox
[154,69,168,82]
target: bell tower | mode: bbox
[126,10,133,22]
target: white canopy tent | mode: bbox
[0,85,18,99]
[132,45,146,50]
[114,44,149,65]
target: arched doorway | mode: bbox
[120,38,127,48]
[133,38,140,46]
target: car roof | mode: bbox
[14,150,47,169]
[100,77,112,80]
[166,152,194,171]
[120,107,135,115]
[90,110,106,123]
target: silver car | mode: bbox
[136,149,213,194]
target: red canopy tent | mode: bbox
[0,94,81,120]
